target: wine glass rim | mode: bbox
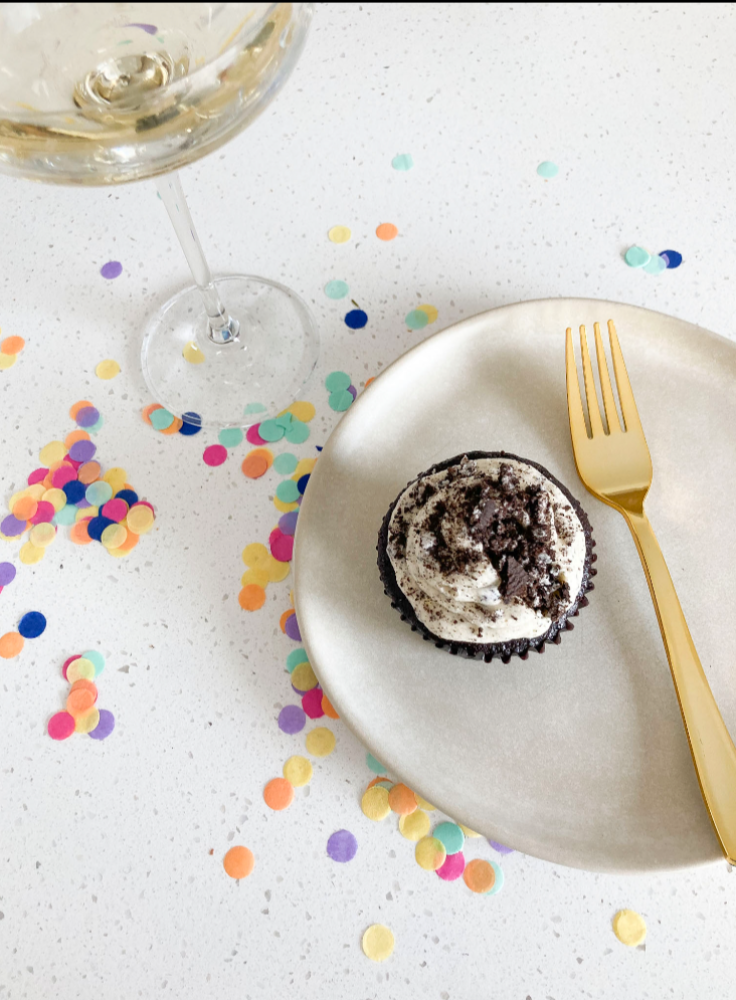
[0,1,309,124]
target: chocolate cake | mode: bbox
[376,452,596,662]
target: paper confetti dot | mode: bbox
[100,260,122,279]
[269,528,294,563]
[392,153,414,171]
[75,707,100,735]
[291,661,318,693]
[388,783,418,816]
[329,389,354,411]
[219,427,244,448]
[0,631,24,659]
[399,809,430,841]
[276,480,300,504]
[537,160,559,178]
[19,542,44,565]
[405,308,429,330]
[284,612,302,642]
[415,836,447,871]
[305,726,335,757]
[375,223,398,241]
[66,681,98,717]
[286,648,309,672]
[643,253,667,275]
[463,858,496,894]
[285,419,309,444]
[1,335,25,354]
[436,850,465,881]
[263,777,294,811]
[326,829,358,863]
[365,752,386,774]
[659,249,683,269]
[239,583,266,611]
[18,611,46,639]
[258,419,286,443]
[95,359,120,380]
[101,523,127,549]
[488,839,514,855]
[362,924,394,963]
[287,401,315,423]
[272,454,298,478]
[48,711,76,740]
[344,309,368,329]
[0,562,16,586]
[80,649,104,675]
[150,407,174,430]
[624,246,650,268]
[321,693,339,719]
[458,824,481,838]
[223,845,254,880]
[278,704,306,734]
[612,909,647,947]
[86,481,113,506]
[39,440,67,465]
[486,860,504,894]
[283,755,313,787]
[417,303,438,323]
[433,821,464,855]
[76,406,100,428]
[203,444,227,467]
[67,657,96,683]
[328,225,351,243]
[182,340,205,364]
[301,687,324,719]
[0,353,17,370]
[324,279,349,299]
[361,785,391,821]
[325,371,351,392]
[88,709,115,740]
[241,448,272,478]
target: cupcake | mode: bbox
[377,452,595,662]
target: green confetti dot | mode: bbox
[53,504,77,526]
[366,752,386,774]
[392,153,414,171]
[285,419,310,444]
[258,419,286,442]
[81,650,105,676]
[405,309,429,330]
[87,415,104,435]
[275,412,293,429]
[324,280,349,299]
[643,254,667,275]
[218,427,244,448]
[624,246,651,268]
[274,453,298,475]
[276,480,300,503]
[325,370,351,392]
[486,861,504,895]
[433,821,465,854]
[286,648,309,673]
[244,402,267,415]
[329,389,353,412]
[150,408,174,430]
[536,160,559,179]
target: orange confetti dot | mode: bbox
[280,609,295,633]
[365,377,376,388]
[376,222,398,241]
[70,520,92,545]
[69,399,93,420]
[239,584,266,611]
[223,845,254,880]
[263,777,294,811]
[66,682,98,718]
[115,529,139,554]
[321,693,340,719]
[65,429,91,449]
[12,496,38,520]
[77,461,101,485]
[388,783,418,816]
[0,632,24,659]
[160,416,183,435]
[1,335,25,354]
[242,452,270,479]
[463,858,496,894]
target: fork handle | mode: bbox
[624,510,736,865]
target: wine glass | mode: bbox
[0,3,317,428]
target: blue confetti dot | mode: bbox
[63,480,86,504]
[87,516,115,542]
[344,309,368,330]
[297,474,311,495]
[115,489,139,506]
[659,249,683,269]
[18,611,46,639]
[179,411,202,435]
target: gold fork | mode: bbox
[566,319,736,865]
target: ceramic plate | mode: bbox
[294,298,736,872]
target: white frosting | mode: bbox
[387,458,587,644]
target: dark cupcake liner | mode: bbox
[376,451,596,663]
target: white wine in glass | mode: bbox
[0,2,317,428]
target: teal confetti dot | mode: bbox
[258,419,285,442]
[433,821,465,854]
[486,860,504,895]
[392,153,414,171]
[624,246,650,268]
[276,480,300,503]
[53,504,77,526]
[275,412,293,429]
[82,650,105,676]
[324,280,349,299]
[329,389,353,412]
[150,408,174,430]
[244,402,267,415]
[536,160,559,179]
[86,481,113,506]
[325,370,351,392]
[366,752,386,774]
[405,309,429,330]
[87,415,104,435]
[643,253,667,276]
[218,427,244,448]
[274,453,298,475]
[285,419,309,444]
[286,648,309,672]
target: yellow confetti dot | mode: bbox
[361,785,391,822]
[398,809,430,842]
[291,662,318,693]
[0,353,17,370]
[75,707,100,734]
[287,401,316,422]
[414,836,447,871]
[328,225,351,244]
[95,359,121,380]
[29,523,56,548]
[19,542,44,565]
[273,496,298,514]
[242,542,271,569]
[361,924,395,963]
[77,506,97,521]
[67,658,96,683]
[241,567,269,588]
[283,755,313,787]
[101,523,127,549]
[417,303,439,323]
[182,340,205,364]
[458,824,481,838]
[41,488,67,512]
[102,467,127,494]
[26,484,45,500]
[8,489,31,512]
[265,556,291,583]
[126,505,154,535]
[414,793,437,811]
[612,909,647,947]
[39,441,67,466]
[293,457,318,478]
[305,727,335,758]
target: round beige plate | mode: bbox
[294,299,736,872]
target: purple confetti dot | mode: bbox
[285,612,302,642]
[125,22,157,34]
[1,514,26,537]
[76,406,100,428]
[347,385,357,400]
[100,261,123,280]
[278,704,306,734]
[0,562,16,586]
[68,439,97,463]
[326,829,358,863]
[488,839,514,855]
[88,709,115,740]
[278,511,299,536]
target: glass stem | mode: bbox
[155,172,239,345]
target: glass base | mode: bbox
[141,274,319,428]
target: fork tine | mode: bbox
[593,322,621,433]
[608,319,644,435]
[579,325,605,437]
[565,327,589,447]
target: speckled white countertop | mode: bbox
[1,3,735,998]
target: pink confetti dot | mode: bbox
[302,687,325,719]
[246,424,267,446]
[62,655,81,681]
[48,711,76,740]
[436,851,466,881]
[28,468,49,486]
[203,444,228,467]
[30,501,55,524]
[51,465,77,489]
[101,498,128,523]
[269,528,294,563]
